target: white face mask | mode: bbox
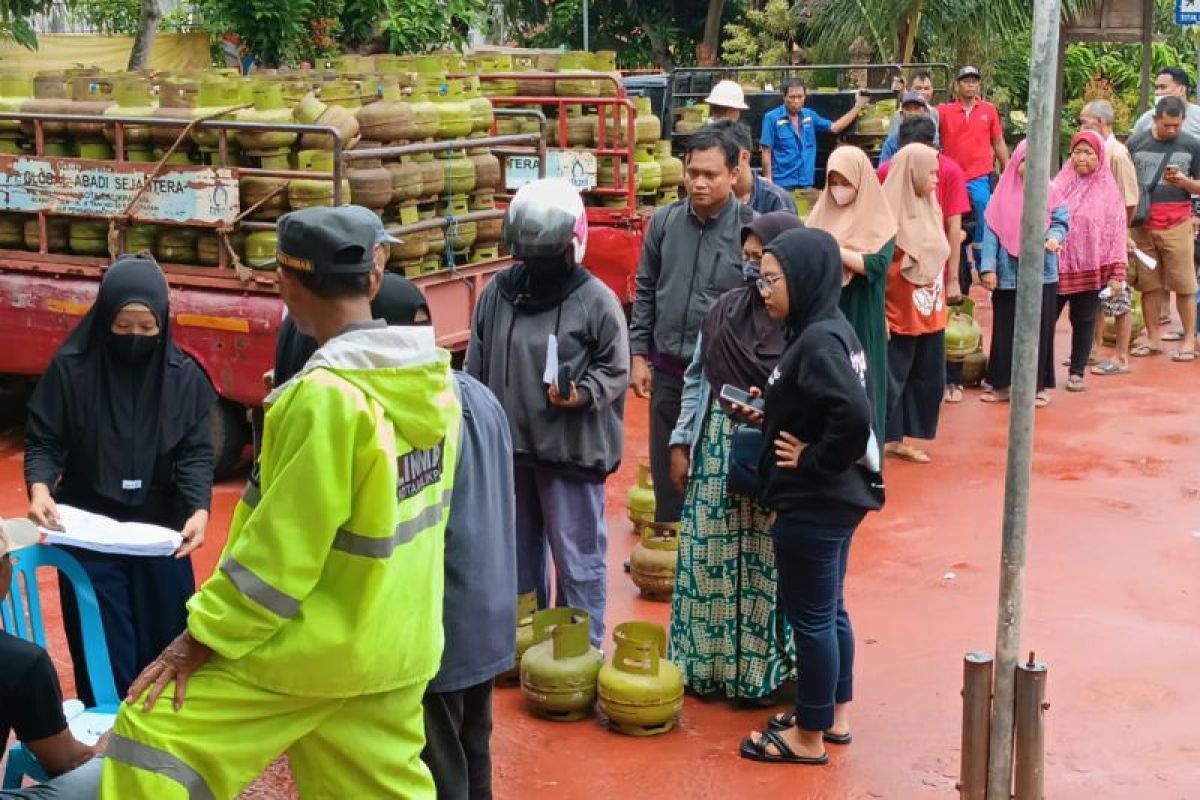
[830,185,858,206]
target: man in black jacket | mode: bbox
[629,126,756,525]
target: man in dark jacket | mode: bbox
[629,126,756,525]
[711,119,798,215]
[466,178,629,648]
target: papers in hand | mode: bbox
[40,505,182,557]
[62,700,116,745]
[542,333,559,385]
[1133,247,1157,271]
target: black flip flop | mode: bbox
[739,729,829,765]
[767,713,853,745]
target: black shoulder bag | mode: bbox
[1131,153,1173,228]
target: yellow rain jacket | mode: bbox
[187,322,460,698]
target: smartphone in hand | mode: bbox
[719,383,764,412]
[557,365,572,399]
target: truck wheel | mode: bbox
[209,400,250,480]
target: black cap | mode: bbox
[272,206,377,274]
[957,66,981,80]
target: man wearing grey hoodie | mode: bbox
[466,179,628,647]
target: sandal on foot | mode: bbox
[886,443,931,463]
[943,385,964,404]
[1091,359,1129,375]
[823,730,854,746]
[1065,375,1086,392]
[1131,344,1162,358]
[1171,350,1196,362]
[739,730,828,765]
[1035,391,1051,408]
[980,388,1010,403]
[1162,330,1185,342]
[767,711,795,732]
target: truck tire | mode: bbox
[209,400,250,480]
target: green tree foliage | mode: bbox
[501,0,737,70]
[341,0,490,54]
[722,0,801,67]
[1,0,57,48]
[194,0,315,67]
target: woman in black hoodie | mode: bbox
[738,228,885,765]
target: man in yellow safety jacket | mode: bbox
[100,205,460,799]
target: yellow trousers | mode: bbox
[99,664,434,800]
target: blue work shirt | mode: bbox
[760,105,831,189]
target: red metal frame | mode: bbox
[472,72,655,304]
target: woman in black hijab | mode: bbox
[24,255,217,705]
[736,229,884,766]
[667,211,801,705]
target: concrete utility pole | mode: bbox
[984,0,1062,798]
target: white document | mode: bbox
[1133,247,1157,271]
[542,333,559,385]
[67,710,116,745]
[41,505,182,557]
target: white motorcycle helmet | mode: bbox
[502,178,588,266]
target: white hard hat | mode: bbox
[705,80,748,111]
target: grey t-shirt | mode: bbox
[1126,129,1200,205]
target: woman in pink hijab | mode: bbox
[1051,130,1129,389]
[977,140,1069,407]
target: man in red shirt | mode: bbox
[938,66,1010,280]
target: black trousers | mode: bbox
[58,546,194,707]
[987,283,1058,392]
[1055,290,1101,377]
[422,680,495,800]
[886,331,946,443]
[648,369,685,524]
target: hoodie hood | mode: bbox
[766,228,844,338]
[269,324,456,451]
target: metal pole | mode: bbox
[985,0,1060,797]
[960,652,993,800]
[583,0,590,51]
[1013,654,1048,800]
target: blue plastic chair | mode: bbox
[2,544,119,789]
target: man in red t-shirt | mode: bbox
[938,66,1010,278]
[878,115,973,401]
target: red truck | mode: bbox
[0,110,545,474]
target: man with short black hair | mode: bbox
[1126,96,1200,361]
[630,125,755,526]
[879,91,939,165]
[711,119,797,215]
[0,521,106,800]
[938,66,1009,268]
[883,70,940,155]
[760,77,868,190]
[102,205,460,799]
[1131,66,1200,139]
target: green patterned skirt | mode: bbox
[668,398,796,699]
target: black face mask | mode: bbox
[106,333,159,366]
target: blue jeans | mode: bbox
[513,466,608,646]
[0,758,103,800]
[965,175,993,260]
[771,517,857,732]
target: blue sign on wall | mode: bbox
[1178,0,1200,25]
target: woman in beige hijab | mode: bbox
[807,146,897,438]
[879,143,951,463]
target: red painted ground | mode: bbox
[4,290,1199,798]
